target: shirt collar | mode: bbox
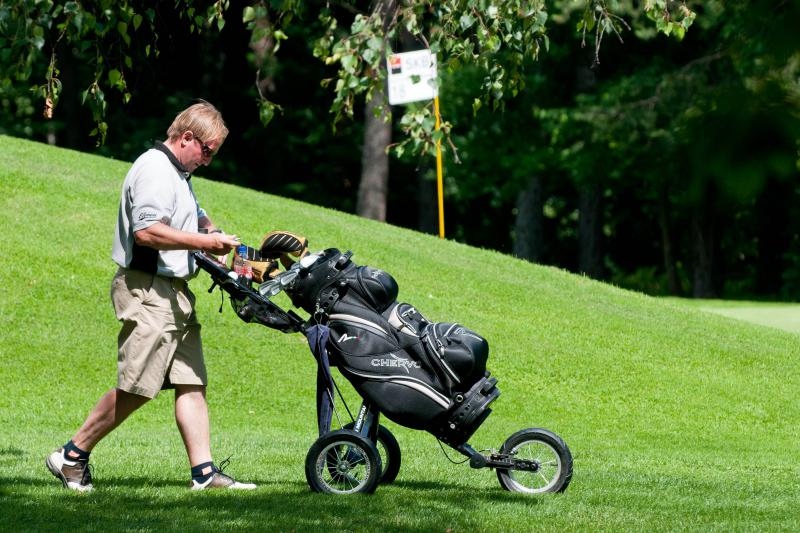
[153,140,191,179]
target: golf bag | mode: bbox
[285,248,500,446]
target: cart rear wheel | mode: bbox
[305,430,382,494]
[343,422,401,484]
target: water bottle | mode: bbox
[234,245,253,280]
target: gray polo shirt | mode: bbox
[112,144,207,280]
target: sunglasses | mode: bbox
[194,136,216,158]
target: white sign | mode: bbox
[386,50,438,105]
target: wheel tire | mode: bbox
[496,427,573,494]
[343,422,401,484]
[305,429,382,494]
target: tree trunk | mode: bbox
[578,182,604,279]
[691,195,716,298]
[657,186,682,295]
[755,180,790,295]
[249,11,277,96]
[58,45,84,149]
[417,170,437,234]
[513,175,544,262]
[356,0,395,221]
[357,90,391,221]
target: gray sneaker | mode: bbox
[46,448,93,492]
[190,471,257,490]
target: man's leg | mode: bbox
[47,387,149,491]
[174,384,212,467]
[73,387,151,450]
[175,384,256,490]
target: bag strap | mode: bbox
[305,324,335,436]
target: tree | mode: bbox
[0,0,240,145]
[424,0,798,298]
[1,0,695,186]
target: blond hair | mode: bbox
[166,100,229,145]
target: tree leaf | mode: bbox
[259,101,275,126]
[243,6,255,23]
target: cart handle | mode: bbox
[192,251,306,332]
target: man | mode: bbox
[46,100,255,491]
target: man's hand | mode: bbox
[204,232,240,255]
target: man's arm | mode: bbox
[135,222,239,255]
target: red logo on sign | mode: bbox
[389,55,402,74]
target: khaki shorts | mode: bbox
[111,268,207,398]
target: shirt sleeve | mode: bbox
[129,160,175,232]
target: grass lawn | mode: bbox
[1,136,798,532]
[676,299,800,334]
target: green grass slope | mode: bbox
[1,135,798,532]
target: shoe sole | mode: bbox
[190,481,258,490]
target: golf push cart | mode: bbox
[193,233,573,495]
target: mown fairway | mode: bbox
[1,136,798,532]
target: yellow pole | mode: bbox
[434,95,445,239]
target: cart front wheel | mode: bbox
[496,428,573,494]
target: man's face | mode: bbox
[183,132,220,172]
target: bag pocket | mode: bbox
[423,322,489,388]
[387,302,429,338]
